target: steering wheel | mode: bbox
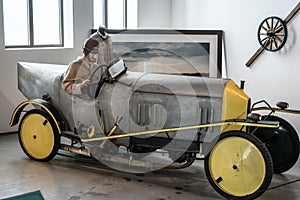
[86,64,109,98]
[257,16,288,52]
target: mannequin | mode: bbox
[62,25,113,96]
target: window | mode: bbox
[3,0,64,48]
[93,0,138,29]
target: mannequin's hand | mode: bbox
[81,79,90,87]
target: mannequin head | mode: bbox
[82,37,98,56]
[98,25,106,36]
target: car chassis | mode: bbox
[10,61,300,199]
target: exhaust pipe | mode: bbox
[60,144,91,157]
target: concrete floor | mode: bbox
[1,133,300,200]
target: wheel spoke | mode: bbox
[275,25,283,33]
[261,25,268,32]
[266,20,271,29]
[263,38,270,48]
[260,36,268,43]
[273,20,280,30]
[271,18,274,29]
[274,39,278,49]
[269,40,273,51]
[275,36,283,44]
[275,33,285,36]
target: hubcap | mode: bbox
[20,113,55,159]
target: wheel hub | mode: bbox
[267,30,275,39]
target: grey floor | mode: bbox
[0,133,300,200]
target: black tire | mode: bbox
[253,115,299,174]
[18,109,60,161]
[204,131,273,200]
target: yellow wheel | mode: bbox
[204,131,273,199]
[18,109,60,161]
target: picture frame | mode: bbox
[91,29,223,78]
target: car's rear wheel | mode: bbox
[18,109,60,161]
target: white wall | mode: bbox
[138,0,172,28]
[140,0,300,133]
[180,0,300,132]
[0,0,94,132]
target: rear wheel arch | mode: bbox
[10,99,67,133]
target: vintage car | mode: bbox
[10,60,299,199]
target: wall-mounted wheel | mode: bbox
[253,115,299,174]
[18,109,60,161]
[257,16,287,52]
[204,131,273,199]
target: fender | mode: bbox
[10,99,66,133]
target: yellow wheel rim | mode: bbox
[20,113,55,159]
[209,136,266,197]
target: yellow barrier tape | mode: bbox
[81,121,279,143]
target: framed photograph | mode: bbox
[92,29,223,78]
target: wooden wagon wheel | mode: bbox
[246,2,300,67]
[258,16,288,52]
